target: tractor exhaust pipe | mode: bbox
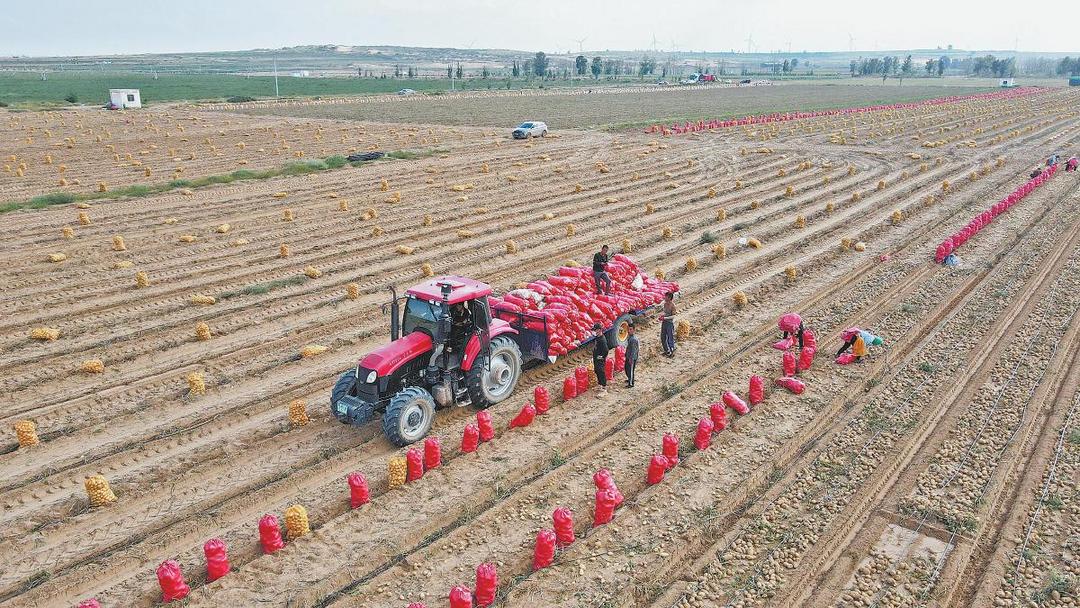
[388,286,400,342]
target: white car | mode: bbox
[397,88,417,96]
[512,121,548,139]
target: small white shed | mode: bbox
[999,78,1015,88]
[109,89,141,109]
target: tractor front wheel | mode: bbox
[467,336,523,408]
[382,386,436,446]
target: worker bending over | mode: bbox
[836,327,883,362]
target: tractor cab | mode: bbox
[331,276,523,446]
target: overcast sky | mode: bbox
[2,0,1074,57]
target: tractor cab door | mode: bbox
[470,297,492,365]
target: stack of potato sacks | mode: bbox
[487,255,678,357]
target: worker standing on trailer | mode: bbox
[593,245,613,294]
[592,323,610,397]
[624,321,640,388]
[660,291,677,357]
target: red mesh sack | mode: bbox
[798,347,815,372]
[407,604,428,608]
[347,471,370,507]
[604,357,614,381]
[533,529,557,570]
[803,329,817,350]
[204,538,231,582]
[449,585,474,608]
[406,447,424,482]
[553,506,575,547]
[562,376,578,400]
[475,562,498,607]
[775,376,806,394]
[836,353,856,365]
[749,375,765,405]
[259,514,284,554]
[477,411,495,442]
[592,489,617,527]
[592,469,624,507]
[156,559,190,603]
[709,402,728,431]
[694,418,714,450]
[772,337,795,351]
[575,366,590,391]
[614,345,626,371]
[662,433,680,466]
[77,601,101,608]
[534,385,551,413]
[647,454,669,485]
[424,437,442,469]
[461,423,480,453]
[509,402,537,428]
[778,312,802,333]
[782,351,797,376]
[723,391,750,415]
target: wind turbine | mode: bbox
[745,34,754,54]
[573,37,587,54]
[651,33,660,54]
[848,33,855,52]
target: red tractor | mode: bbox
[331,276,636,446]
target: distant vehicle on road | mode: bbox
[512,121,548,139]
[397,88,417,96]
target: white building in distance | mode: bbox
[108,89,142,109]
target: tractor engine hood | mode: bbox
[360,331,433,377]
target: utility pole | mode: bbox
[274,59,280,98]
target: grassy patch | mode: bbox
[1067,429,1080,445]
[219,275,307,300]
[0,149,434,214]
[659,381,683,398]
[699,230,718,244]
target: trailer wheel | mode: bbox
[383,386,435,446]
[467,336,522,408]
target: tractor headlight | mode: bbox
[365,370,377,384]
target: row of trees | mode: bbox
[1055,57,1080,76]
[849,55,916,83]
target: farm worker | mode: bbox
[836,327,883,360]
[624,321,640,388]
[592,245,613,294]
[777,312,807,349]
[660,291,677,358]
[592,323,610,397]
[1067,157,1079,172]
[1030,166,1043,179]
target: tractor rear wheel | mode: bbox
[466,336,522,408]
[382,386,436,446]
